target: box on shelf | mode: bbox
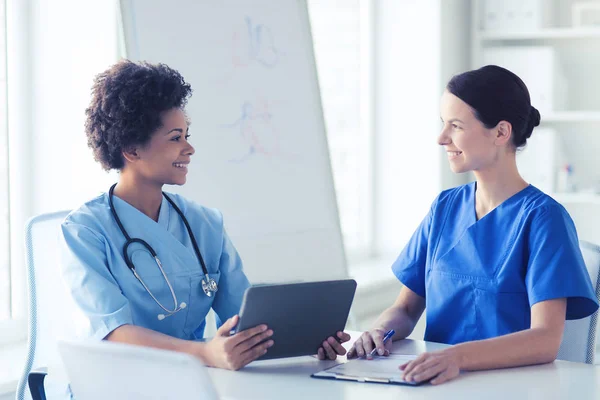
[516,127,563,194]
[481,46,568,114]
[572,1,600,27]
[481,0,554,32]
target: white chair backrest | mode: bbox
[557,241,600,364]
[16,211,77,400]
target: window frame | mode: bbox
[308,0,376,263]
[0,0,30,346]
[346,0,375,263]
[0,0,10,324]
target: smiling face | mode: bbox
[126,108,195,186]
[438,91,503,174]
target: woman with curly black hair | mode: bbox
[60,60,274,371]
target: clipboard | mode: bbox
[311,354,424,386]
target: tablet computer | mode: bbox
[234,279,357,360]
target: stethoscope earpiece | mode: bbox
[157,302,187,320]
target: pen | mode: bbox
[369,329,395,357]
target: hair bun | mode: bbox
[525,106,540,139]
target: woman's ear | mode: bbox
[494,121,512,146]
[122,147,140,164]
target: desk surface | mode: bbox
[208,334,600,400]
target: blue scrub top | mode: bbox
[60,192,250,341]
[392,183,599,345]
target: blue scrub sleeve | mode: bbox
[526,205,599,320]
[391,200,436,298]
[61,222,133,339]
[211,228,251,329]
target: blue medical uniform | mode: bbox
[392,183,599,345]
[60,192,250,340]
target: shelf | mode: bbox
[551,192,600,205]
[542,111,600,123]
[479,27,600,41]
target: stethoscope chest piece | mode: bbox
[202,275,219,297]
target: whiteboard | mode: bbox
[119,0,347,284]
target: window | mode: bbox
[308,0,373,258]
[0,0,9,322]
[0,0,119,337]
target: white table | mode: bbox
[208,335,600,400]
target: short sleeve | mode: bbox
[526,205,599,320]
[61,221,133,339]
[391,198,437,298]
[210,227,251,328]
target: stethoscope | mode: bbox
[108,184,218,320]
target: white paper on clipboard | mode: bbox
[314,354,418,383]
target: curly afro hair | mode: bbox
[85,60,193,171]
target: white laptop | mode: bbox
[58,339,219,400]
